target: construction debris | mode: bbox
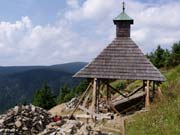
[0,105,53,135]
[65,97,79,110]
[0,104,111,135]
[39,119,110,135]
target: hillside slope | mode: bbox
[127,65,180,135]
[0,62,87,113]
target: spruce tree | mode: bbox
[57,84,71,104]
[172,41,180,66]
[33,82,56,110]
[154,45,165,68]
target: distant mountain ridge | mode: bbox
[0,62,87,113]
[0,62,87,75]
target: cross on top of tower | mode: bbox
[113,2,133,24]
[122,1,125,12]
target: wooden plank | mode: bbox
[82,89,91,107]
[91,78,97,113]
[157,83,163,100]
[74,114,112,120]
[74,114,93,119]
[119,100,143,114]
[78,106,112,120]
[108,101,121,115]
[152,81,156,100]
[78,106,97,117]
[145,80,150,110]
[70,82,92,118]
[96,80,100,113]
[107,83,144,99]
[127,85,144,97]
[112,91,145,106]
[121,118,126,135]
[107,83,127,98]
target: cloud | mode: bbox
[64,0,118,21]
[67,0,79,9]
[0,16,32,58]
[129,1,180,51]
[64,0,180,52]
[0,0,180,65]
[0,16,103,65]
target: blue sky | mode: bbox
[0,0,66,25]
[0,0,173,25]
[0,0,179,66]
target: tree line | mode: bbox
[146,41,180,68]
[32,80,88,110]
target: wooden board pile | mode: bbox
[0,105,53,135]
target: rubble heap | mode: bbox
[65,98,79,110]
[39,119,109,135]
[0,105,53,135]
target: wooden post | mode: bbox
[96,80,100,113]
[121,118,126,135]
[157,82,163,100]
[152,81,156,101]
[82,89,91,107]
[91,78,97,113]
[145,80,150,110]
[70,82,92,118]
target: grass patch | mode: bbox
[126,65,180,135]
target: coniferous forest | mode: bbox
[146,41,180,68]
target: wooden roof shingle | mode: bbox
[74,37,166,81]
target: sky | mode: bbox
[0,0,179,66]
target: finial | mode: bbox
[122,1,125,12]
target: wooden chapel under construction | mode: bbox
[71,3,166,118]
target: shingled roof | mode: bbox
[74,37,165,81]
[74,6,166,82]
